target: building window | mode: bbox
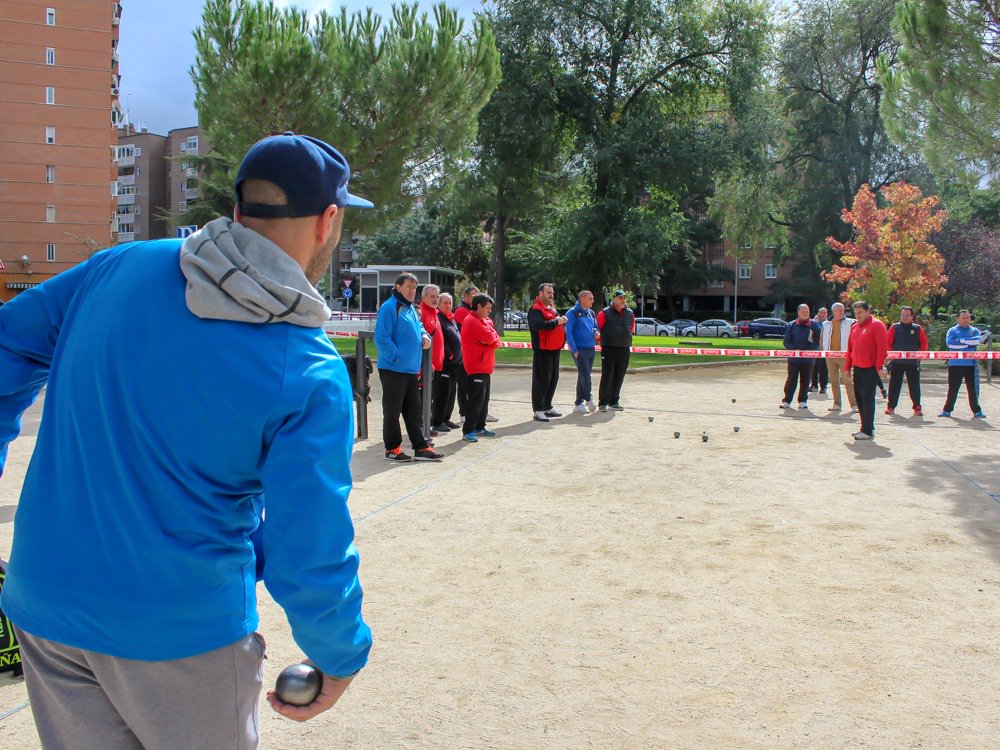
[738,264,751,280]
[179,200,187,212]
[180,180,187,192]
[46,205,56,223]
[134,146,142,157]
[135,167,141,176]
[45,126,55,144]
[46,244,56,262]
[45,48,55,65]
[45,87,55,105]
[764,264,777,279]
[186,136,199,152]
[46,7,55,25]
[46,165,55,183]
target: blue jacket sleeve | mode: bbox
[783,323,793,350]
[374,302,401,365]
[0,259,94,475]
[261,348,371,677]
[564,307,578,353]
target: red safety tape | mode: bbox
[323,331,998,360]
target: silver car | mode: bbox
[634,317,676,336]
[681,319,737,338]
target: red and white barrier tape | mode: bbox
[323,331,998,360]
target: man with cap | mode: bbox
[528,282,568,421]
[596,291,636,411]
[0,133,372,747]
[375,273,444,462]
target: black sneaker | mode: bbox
[444,420,461,430]
[543,409,562,418]
[433,423,452,433]
[384,448,413,462]
[414,447,444,461]
[609,404,625,411]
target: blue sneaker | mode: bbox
[938,410,951,417]
[476,429,498,438]
[462,432,478,443]
[973,411,986,418]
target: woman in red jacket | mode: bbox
[460,294,501,442]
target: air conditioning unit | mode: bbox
[111,86,119,96]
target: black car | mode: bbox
[746,317,788,339]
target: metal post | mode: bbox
[421,346,433,439]
[355,331,373,440]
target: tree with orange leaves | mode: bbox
[824,181,947,313]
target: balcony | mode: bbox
[117,232,134,243]
[116,154,134,167]
[112,3,122,25]
[118,174,135,187]
[185,188,200,200]
[117,193,135,206]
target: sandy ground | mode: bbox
[1,364,999,749]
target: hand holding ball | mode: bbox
[275,663,322,707]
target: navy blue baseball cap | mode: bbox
[234,132,374,218]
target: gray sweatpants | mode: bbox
[15,628,265,750]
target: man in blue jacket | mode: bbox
[565,290,600,414]
[781,303,822,409]
[0,133,373,748]
[375,273,443,461]
[939,309,987,418]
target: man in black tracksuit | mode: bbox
[596,291,635,411]
[885,306,928,416]
[781,303,822,409]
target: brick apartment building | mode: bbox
[0,1,122,301]
[114,126,168,242]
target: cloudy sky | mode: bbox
[118,1,486,135]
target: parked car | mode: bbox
[503,310,527,329]
[735,319,751,337]
[682,319,737,338]
[667,319,697,334]
[746,317,789,339]
[634,317,676,336]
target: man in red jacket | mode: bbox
[845,301,888,440]
[419,285,445,433]
[460,294,501,442]
[527,283,567,422]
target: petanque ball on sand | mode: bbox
[731,398,736,404]
[275,663,322,707]
[702,432,709,442]
[648,416,654,422]
[734,426,740,433]
[673,431,681,439]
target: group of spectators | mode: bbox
[374,278,638,461]
[780,302,989,440]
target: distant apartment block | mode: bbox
[167,125,207,217]
[0,1,123,300]
[114,127,168,242]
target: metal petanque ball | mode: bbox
[702,432,709,443]
[734,426,740,433]
[648,416,654,423]
[673,431,681,439]
[275,663,322,707]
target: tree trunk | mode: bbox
[490,210,510,336]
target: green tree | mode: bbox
[514,0,771,293]
[458,0,572,328]
[878,0,1000,182]
[189,0,500,227]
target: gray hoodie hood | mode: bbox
[179,217,330,328]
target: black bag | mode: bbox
[341,354,373,403]
[0,558,22,677]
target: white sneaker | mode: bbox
[586,401,598,413]
[798,402,808,410]
[533,411,550,422]
[573,403,588,414]
[853,432,872,440]
[486,414,500,423]
[779,402,790,409]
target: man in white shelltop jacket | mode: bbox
[0,133,373,748]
